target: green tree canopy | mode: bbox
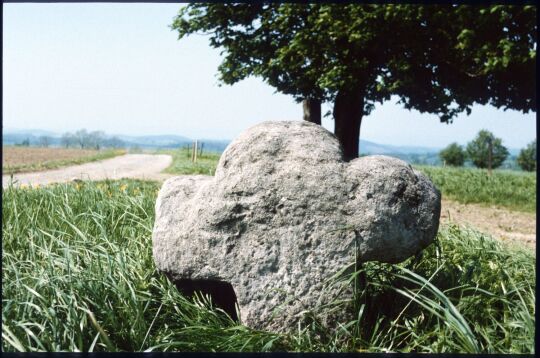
[440,143,466,166]
[517,139,537,171]
[466,130,509,170]
[172,4,536,159]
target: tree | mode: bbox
[302,99,321,125]
[74,129,90,149]
[440,143,466,166]
[103,136,125,149]
[517,139,536,171]
[172,4,536,160]
[61,132,76,148]
[88,131,106,150]
[38,136,51,147]
[19,138,30,147]
[466,130,508,171]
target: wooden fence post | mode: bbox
[488,139,493,177]
[199,142,204,157]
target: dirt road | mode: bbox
[2,154,173,188]
[440,199,536,251]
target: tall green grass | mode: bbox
[415,165,536,213]
[160,148,220,175]
[2,180,535,352]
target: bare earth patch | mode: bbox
[440,198,536,251]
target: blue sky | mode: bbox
[2,3,536,149]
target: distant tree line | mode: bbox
[440,130,536,172]
[516,139,536,172]
[60,130,125,150]
[14,129,125,150]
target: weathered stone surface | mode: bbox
[152,121,441,332]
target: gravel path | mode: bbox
[2,154,173,188]
[440,199,536,251]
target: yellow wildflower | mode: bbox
[120,184,128,192]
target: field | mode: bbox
[416,165,536,213]
[158,149,536,214]
[2,146,126,175]
[2,179,535,353]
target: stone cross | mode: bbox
[152,121,441,332]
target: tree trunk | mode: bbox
[333,89,364,161]
[302,98,321,125]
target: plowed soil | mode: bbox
[3,147,100,167]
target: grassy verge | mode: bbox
[2,180,535,352]
[2,148,126,175]
[154,148,535,213]
[415,165,536,213]
[158,148,220,176]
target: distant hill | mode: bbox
[113,135,229,152]
[1,129,230,152]
[362,140,440,155]
[114,134,192,148]
[1,128,523,168]
[4,128,58,136]
[195,139,231,153]
[2,131,61,146]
